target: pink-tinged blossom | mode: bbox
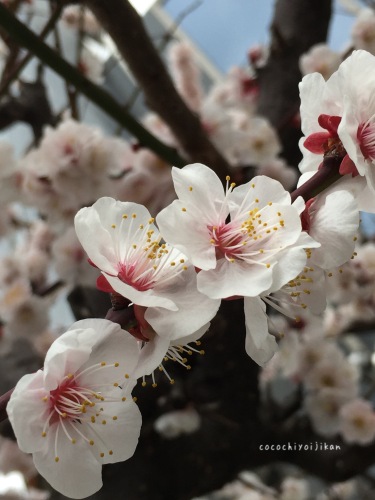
[52,227,99,287]
[352,9,375,54]
[61,6,101,36]
[7,319,142,499]
[0,280,49,340]
[133,324,209,384]
[280,477,309,500]
[298,185,359,269]
[169,41,203,113]
[305,388,353,438]
[157,163,319,365]
[74,198,220,342]
[299,44,341,80]
[299,51,375,204]
[336,50,375,190]
[304,356,359,397]
[257,158,297,191]
[154,408,201,439]
[339,399,375,445]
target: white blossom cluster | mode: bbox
[1,4,375,497]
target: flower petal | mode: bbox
[103,273,178,310]
[33,424,103,499]
[145,268,220,340]
[157,200,217,270]
[197,258,273,299]
[244,297,278,366]
[7,371,49,454]
[85,399,141,465]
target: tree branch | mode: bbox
[257,0,332,167]
[83,0,231,182]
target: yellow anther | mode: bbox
[183,266,188,271]
[328,272,333,277]
[180,259,185,263]
[182,207,187,212]
[109,450,113,455]
[170,262,176,266]
[170,379,175,385]
[142,381,146,387]
[114,362,119,367]
[152,383,157,388]
[353,236,357,241]
[266,263,271,268]
[132,214,137,218]
[42,432,47,437]
[102,420,107,425]
[189,186,193,191]
[251,183,255,188]
[122,397,126,402]
[113,383,119,387]
[124,373,129,379]
[122,214,128,219]
[226,175,231,181]
[90,440,94,446]
[101,362,106,367]
[42,396,48,402]
[132,244,137,249]
[71,439,76,444]
[55,457,59,463]
[230,182,236,188]
[133,397,138,402]
[268,202,273,206]
[255,198,259,203]
[113,416,118,420]
[100,452,105,458]
[111,224,116,229]
[149,218,155,224]
[91,416,96,423]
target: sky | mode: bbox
[161,0,357,72]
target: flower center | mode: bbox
[48,376,98,424]
[357,119,375,161]
[209,223,245,260]
[41,361,131,463]
[208,201,283,268]
[111,214,188,292]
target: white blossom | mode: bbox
[7,319,142,499]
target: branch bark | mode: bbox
[83,0,231,182]
[257,0,332,167]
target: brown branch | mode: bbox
[0,388,14,423]
[82,0,231,181]
[257,0,332,168]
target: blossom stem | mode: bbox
[0,3,186,168]
[291,155,343,202]
[0,388,14,423]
